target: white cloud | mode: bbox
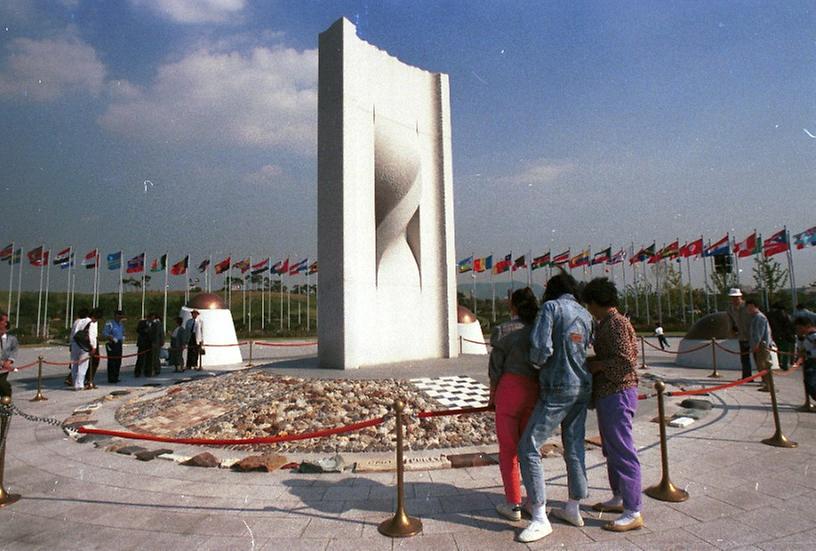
[243,164,284,185]
[130,0,245,24]
[0,31,106,102]
[99,45,318,154]
[498,159,576,186]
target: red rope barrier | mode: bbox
[714,342,751,357]
[76,416,386,446]
[42,359,73,367]
[202,341,249,348]
[254,340,318,348]
[1,360,39,372]
[667,370,768,397]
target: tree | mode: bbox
[753,256,789,307]
[122,275,151,290]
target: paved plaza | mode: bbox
[1,338,815,550]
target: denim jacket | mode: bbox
[529,294,593,393]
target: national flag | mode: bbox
[473,257,486,273]
[659,240,680,260]
[629,244,655,265]
[53,247,71,266]
[734,232,760,258]
[251,258,270,275]
[591,248,611,265]
[608,248,627,265]
[289,258,308,276]
[0,244,12,261]
[170,255,189,275]
[552,250,570,266]
[214,256,231,274]
[271,258,289,275]
[197,259,210,273]
[10,249,21,265]
[27,247,48,267]
[793,226,816,249]
[680,238,704,258]
[763,229,789,257]
[493,254,512,274]
[458,255,473,273]
[512,255,526,271]
[233,258,251,273]
[58,253,74,270]
[703,235,730,257]
[308,261,318,275]
[569,249,590,269]
[107,252,122,270]
[82,249,98,269]
[150,254,167,272]
[126,253,145,274]
[532,253,551,270]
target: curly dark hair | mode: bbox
[511,287,539,325]
[581,277,619,308]
[543,269,580,302]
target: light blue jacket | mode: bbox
[529,294,593,392]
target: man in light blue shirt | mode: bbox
[747,300,774,392]
[517,271,593,543]
[102,310,126,383]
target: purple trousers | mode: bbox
[596,387,642,512]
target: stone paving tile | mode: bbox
[733,508,816,540]
[437,491,494,514]
[708,486,784,512]
[522,523,596,549]
[668,494,744,522]
[304,517,367,539]
[625,530,719,550]
[683,518,766,549]
[323,484,372,501]
[392,533,457,551]
[326,536,392,551]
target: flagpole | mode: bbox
[91,251,97,308]
[163,253,169,333]
[243,257,248,325]
[228,252,233,312]
[267,257,272,327]
[15,247,23,328]
[490,252,496,324]
[621,255,628,314]
[207,254,212,293]
[65,246,72,329]
[642,262,650,325]
[261,260,266,331]
[35,244,44,338]
[6,241,13,317]
[306,268,311,331]
[118,251,123,310]
[279,267,284,332]
[70,271,76,323]
[287,265,291,331]
[686,256,694,324]
[42,250,52,338]
[785,227,797,311]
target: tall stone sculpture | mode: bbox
[318,18,458,369]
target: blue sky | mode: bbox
[1,0,814,294]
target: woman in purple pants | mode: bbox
[582,278,644,532]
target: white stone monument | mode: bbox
[180,293,242,367]
[317,18,458,369]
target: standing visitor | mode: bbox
[102,310,126,383]
[488,287,539,522]
[169,316,186,372]
[0,313,19,398]
[148,313,164,376]
[517,272,593,543]
[70,308,97,391]
[583,278,644,532]
[792,316,816,401]
[767,303,794,371]
[654,322,670,350]
[746,299,774,392]
[84,307,102,389]
[726,289,753,379]
[134,316,151,377]
[185,310,204,370]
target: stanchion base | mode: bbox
[644,480,689,503]
[707,372,722,379]
[0,492,21,508]
[30,393,47,402]
[796,402,816,413]
[378,512,423,538]
[639,365,649,370]
[762,433,798,448]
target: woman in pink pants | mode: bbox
[488,287,540,521]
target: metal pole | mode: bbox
[761,361,798,448]
[708,338,721,378]
[644,381,689,502]
[640,336,647,369]
[6,241,13,319]
[35,245,45,338]
[14,248,23,329]
[247,340,254,368]
[31,356,47,402]
[378,400,422,537]
[42,252,51,338]
[0,396,21,507]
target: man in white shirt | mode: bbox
[0,313,19,398]
[70,308,98,391]
[185,310,204,370]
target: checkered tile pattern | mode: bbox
[409,375,490,409]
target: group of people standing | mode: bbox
[488,271,643,543]
[67,308,205,390]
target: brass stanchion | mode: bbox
[30,356,47,402]
[640,336,648,369]
[761,364,798,448]
[0,396,21,507]
[378,400,422,538]
[247,341,254,367]
[644,381,689,502]
[708,338,722,378]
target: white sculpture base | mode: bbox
[675,338,779,371]
[180,307,242,367]
[458,321,487,355]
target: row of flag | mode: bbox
[0,246,319,277]
[457,226,816,275]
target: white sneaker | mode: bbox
[517,519,553,543]
[550,506,585,527]
[496,502,522,522]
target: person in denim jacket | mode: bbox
[516,271,593,543]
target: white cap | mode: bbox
[728,288,743,297]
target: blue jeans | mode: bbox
[804,360,816,400]
[518,388,591,506]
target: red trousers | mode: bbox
[495,373,539,504]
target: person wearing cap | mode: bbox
[185,310,204,370]
[726,288,753,379]
[102,310,126,383]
